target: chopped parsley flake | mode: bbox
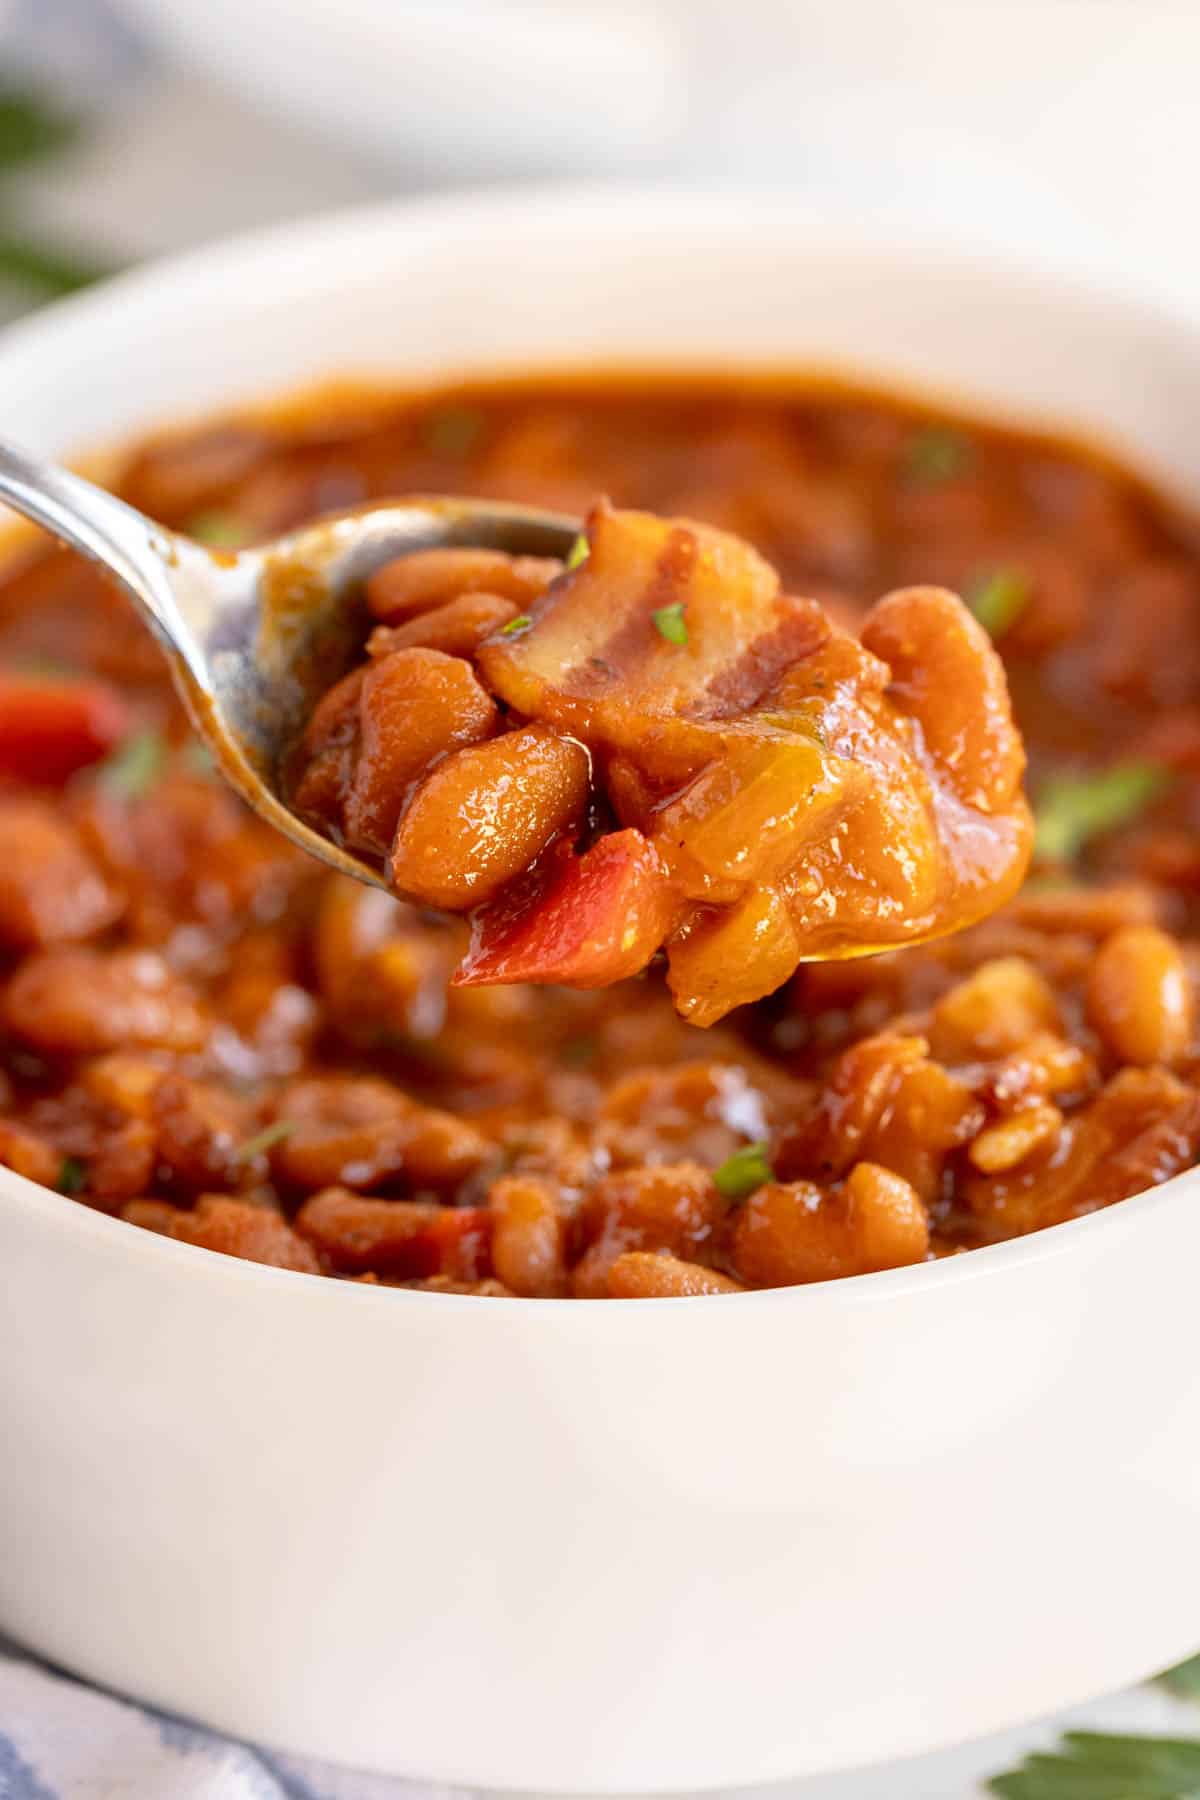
[57,1155,87,1196]
[501,613,532,636]
[966,566,1030,638]
[565,534,589,571]
[1034,761,1169,864]
[713,1142,774,1201]
[652,601,688,646]
[98,729,168,800]
[903,426,973,486]
[236,1119,297,1164]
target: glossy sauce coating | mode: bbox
[1,372,1199,1295]
[290,501,1032,1020]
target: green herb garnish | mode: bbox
[0,85,80,172]
[652,601,688,646]
[236,1119,297,1164]
[967,566,1030,638]
[1034,760,1169,864]
[1161,1654,1200,1702]
[565,534,589,571]
[988,1729,1200,1797]
[713,1142,774,1202]
[903,426,973,486]
[98,729,168,801]
[180,740,215,777]
[422,407,483,457]
[187,510,251,549]
[501,613,532,636]
[57,1155,87,1196]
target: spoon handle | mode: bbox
[0,437,200,670]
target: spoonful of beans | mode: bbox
[0,438,1033,1024]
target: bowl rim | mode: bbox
[1,176,1197,1315]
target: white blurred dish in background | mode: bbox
[111,0,1200,302]
[113,0,688,179]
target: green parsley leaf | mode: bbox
[967,566,1031,638]
[98,729,168,801]
[422,407,483,457]
[565,533,589,571]
[187,509,251,549]
[180,740,215,777]
[236,1119,297,1164]
[903,426,973,487]
[652,601,688,646]
[713,1142,774,1202]
[0,234,112,299]
[0,85,80,171]
[57,1155,87,1196]
[1034,760,1169,864]
[501,613,532,636]
[1161,1653,1200,1702]
[988,1728,1200,1797]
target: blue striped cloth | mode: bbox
[0,1637,455,1800]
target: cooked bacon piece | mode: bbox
[478,501,830,755]
[290,501,1032,1022]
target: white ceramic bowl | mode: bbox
[3,189,1200,1793]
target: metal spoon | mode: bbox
[0,438,577,889]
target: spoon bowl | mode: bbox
[0,438,578,887]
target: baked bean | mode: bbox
[288,667,363,824]
[489,1174,567,1297]
[930,958,1059,1061]
[861,586,1026,813]
[3,948,209,1056]
[342,648,498,853]
[0,1120,62,1187]
[777,1034,929,1181]
[572,1162,721,1297]
[367,592,519,660]
[598,1061,771,1170]
[390,726,590,910]
[151,1074,249,1193]
[366,548,561,621]
[0,800,122,950]
[730,1163,929,1287]
[968,1102,1064,1174]
[271,1075,491,1193]
[606,1252,745,1298]
[167,1195,321,1274]
[1086,926,1193,1066]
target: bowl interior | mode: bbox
[1,189,1198,516]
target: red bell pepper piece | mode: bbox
[454,828,678,990]
[0,674,131,784]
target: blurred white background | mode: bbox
[4,0,1200,299]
